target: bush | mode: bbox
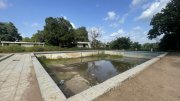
[0,45,93,53]
[0,45,25,53]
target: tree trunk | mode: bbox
[59,43,62,48]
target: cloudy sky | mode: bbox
[0,0,170,44]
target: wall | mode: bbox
[36,50,163,59]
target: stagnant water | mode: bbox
[41,57,149,97]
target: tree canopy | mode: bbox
[0,22,22,41]
[148,0,180,50]
[31,30,45,42]
[43,17,76,47]
[31,17,89,47]
[131,42,141,50]
[110,37,131,49]
[75,27,89,42]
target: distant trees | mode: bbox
[0,22,22,41]
[141,43,159,51]
[131,42,141,50]
[148,0,180,50]
[109,37,159,51]
[22,37,31,42]
[110,37,131,49]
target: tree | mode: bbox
[22,37,31,42]
[0,22,22,41]
[131,42,141,50]
[88,27,102,48]
[110,37,131,50]
[148,0,180,50]
[159,34,177,51]
[31,30,45,42]
[43,17,76,47]
[75,27,89,42]
[141,43,159,51]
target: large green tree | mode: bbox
[110,37,131,49]
[75,27,89,42]
[148,0,180,50]
[44,17,76,47]
[0,22,22,41]
[31,30,45,42]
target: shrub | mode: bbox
[0,45,25,53]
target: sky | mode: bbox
[0,0,171,44]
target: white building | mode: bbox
[77,42,91,48]
[1,41,45,47]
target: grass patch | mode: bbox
[0,45,94,53]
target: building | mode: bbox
[77,42,91,48]
[1,41,45,47]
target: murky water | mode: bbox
[40,56,149,97]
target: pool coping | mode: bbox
[0,54,14,61]
[32,51,167,101]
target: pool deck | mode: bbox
[0,54,42,101]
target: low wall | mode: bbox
[35,50,104,59]
[36,50,163,59]
[31,53,66,101]
[105,50,163,59]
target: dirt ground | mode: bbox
[22,66,42,101]
[95,53,180,101]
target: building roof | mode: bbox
[1,41,45,45]
[77,42,90,44]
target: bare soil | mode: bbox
[95,53,180,101]
[21,66,42,101]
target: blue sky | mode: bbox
[0,0,170,44]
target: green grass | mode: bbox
[0,45,94,53]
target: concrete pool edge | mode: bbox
[31,53,66,101]
[32,51,167,101]
[0,54,14,61]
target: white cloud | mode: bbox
[61,15,77,29]
[110,29,125,37]
[31,22,40,28]
[119,13,129,24]
[133,26,142,31]
[107,26,157,44]
[136,0,170,21]
[0,0,7,9]
[130,0,147,8]
[131,0,147,7]
[104,11,128,27]
[70,22,76,29]
[23,22,40,28]
[142,2,151,10]
[104,11,118,21]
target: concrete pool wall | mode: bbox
[35,50,163,59]
[32,50,167,101]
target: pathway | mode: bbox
[0,54,42,101]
